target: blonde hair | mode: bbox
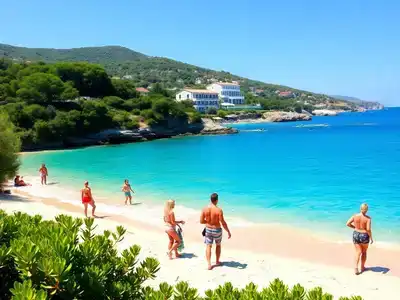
[164,199,175,216]
[360,203,369,213]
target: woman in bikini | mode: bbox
[81,181,96,218]
[164,199,185,259]
[121,179,134,205]
[346,203,373,275]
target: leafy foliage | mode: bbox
[0,211,362,300]
[0,113,20,188]
[0,59,196,149]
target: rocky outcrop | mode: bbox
[262,111,312,122]
[200,118,238,135]
[312,109,340,116]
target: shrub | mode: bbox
[206,107,217,115]
[0,211,362,299]
[0,113,20,188]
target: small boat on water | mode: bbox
[295,124,329,128]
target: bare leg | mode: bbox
[83,203,88,218]
[216,244,222,265]
[125,197,128,205]
[354,244,362,274]
[44,176,47,185]
[206,244,212,270]
[129,195,132,205]
[166,230,181,259]
[90,201,96,217]
[360,244,369,272]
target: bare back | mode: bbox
[202,205,223,229]
[353,213,370,233]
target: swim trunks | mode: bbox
[205,227,222,245]
[124,191,131,197]
[353,231,369,244]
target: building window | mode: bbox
[187,94,189,99]
[179,94,181,100]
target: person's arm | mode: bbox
[346,216,355,229]
[130,185,134,193]
[200,209,206,224]
[367,218,373,244]
[171,212,185,225]
[219,210,231,239]
[88,188,94,201]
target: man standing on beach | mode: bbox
[200,193,231,270]
[39,164,48,185]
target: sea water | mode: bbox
[20,108,400,244]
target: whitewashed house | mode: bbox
[175,89,219,112]
[207,82,245,105]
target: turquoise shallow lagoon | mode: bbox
[21,108,400,244]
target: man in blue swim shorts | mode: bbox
[200,193,231,270]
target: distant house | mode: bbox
[136,87,150,95]
[122,75,133,80]
[175,88,219,112]
[207,82,245,105]
[278,91,295,98]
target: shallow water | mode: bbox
[21,108,400,244]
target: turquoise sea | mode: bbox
[21,108,400,244]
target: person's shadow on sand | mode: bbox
[179,253,197,259]
[215,261,248,269]
[365,266,390,274]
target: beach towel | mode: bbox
[177,226,185,252]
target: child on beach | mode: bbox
[121,179,135,205]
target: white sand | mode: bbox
[1,197,398,300]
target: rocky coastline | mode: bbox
[21,119,238,152]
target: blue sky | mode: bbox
[2,0,399,105]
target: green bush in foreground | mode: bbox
[0,211,362,300]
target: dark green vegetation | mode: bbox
[0,211,362,300]
[0,43,374,110]
[0,113,20,188]
[0,59,197,150]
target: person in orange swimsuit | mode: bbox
[346,203,373,275]
[81,181,96,218]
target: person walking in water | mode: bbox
[346,203,373,275]
[39,164,48,185]
[163,199,185,260]
[121,179,135,205]
[81,181,96,218]
[200,193,231,270]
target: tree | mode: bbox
[16,73,66,103]
[111,79,139,99]
[206,107,217,115]
[0,113,20,188]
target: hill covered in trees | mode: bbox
[0,43,375,109]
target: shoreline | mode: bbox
[4,178,400,276]
[1,187,400,299]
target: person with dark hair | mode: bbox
[200,193,231,270]
[121,179,134,205]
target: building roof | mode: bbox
[215,82,239,86]
[279,91,293,96]
[136,87,150,93]
[183,89,218,94]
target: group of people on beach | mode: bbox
[25,163,374,272]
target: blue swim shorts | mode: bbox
[204,227,222,245]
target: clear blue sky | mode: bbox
[2,0,399,105]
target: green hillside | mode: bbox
[0,43,346,105]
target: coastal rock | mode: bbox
[312,109,339,116]
[262,111,312,122]
[200,118,238,135]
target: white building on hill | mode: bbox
[175,89,219,112]
[207,82,245,105]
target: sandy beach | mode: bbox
[1,179,400,300]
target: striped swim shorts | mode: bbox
[205,227,222,245]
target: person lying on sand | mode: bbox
[14,176,30,187]
[121,179,135,205]
[200,193,231,270]
[81,181,96,218]
[346,203,373,275]
[163,199,185,260]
